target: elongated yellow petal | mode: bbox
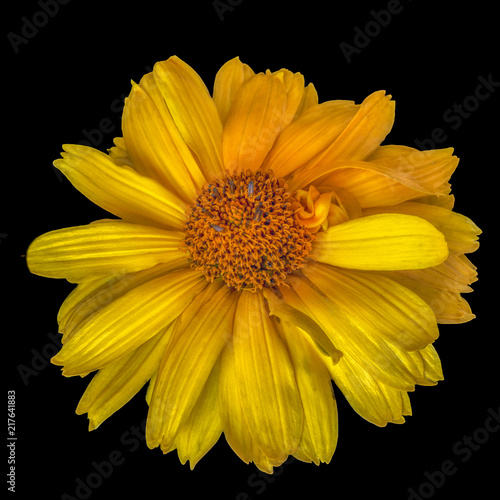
[263,100,358,177]
[76,323,174,430]
[54,145,188,230]
[219,340,256,465]
[26,221,186,283]
[373,263,476,324]
[58,261,188,342]
[219,340,285,473]
[313,90,395,163]
[363,201,481,254]
[51,269,207,376]
[312,213,449,271]
[213,56,255,125]
[122,81,202,204]
[302,263,439,351]
[153,56,225,181]
[175,358,223,469]
[223,73,287,173]
[231,291,303,462]
[276,320,338,465]
[328,354,412,426]
[285,276,419,391]
[146,283,238,449]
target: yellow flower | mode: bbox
[27,56,480,472]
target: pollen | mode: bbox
[184,171,314,291]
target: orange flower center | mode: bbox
[184,171,314,291]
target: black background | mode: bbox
[5,1,498,499]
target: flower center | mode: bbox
[184,171,314,291]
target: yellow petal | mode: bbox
[175,357,223,469]
[368,145,458,196]
[223,73,287,173]
[231,291,303,462]
[328,354,412,426]
[312,213,449,271]
[26,221,187,283]
[285,275,419,391]
[263,100,358,177]
[76,323,174,430]
[314,162,426,208]
[122,81,202,204]
[286,92,395,190]
[107,137,133,167]
[394,253,477,294]
[219,340,285,473]
[302,263,439,351]
[363,201,481,254]
[269,68,305,127]
[58,261,188,343]
[51,269,207,376]
[294,82,318,117]
[289,147,459,206]
[373,269,475,324]
[276,320,338,465]
[420,344,444,384]
[219,340,256,465]
[55,144,188,230]
[295,306,416,427]
[299,90,394,177]
[262,288,342,361]
[153,56,225,181]
[213,57,255,125]
[146,283,238,449]
[296,190,333,230]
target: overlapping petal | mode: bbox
[285,276,424,391]
[122,79,204,203]
[276,319,338,465]
[262,100,358,177]
[302,262,439,351]
[287,147,458,204]
[213,57,255,125]
[223,73,287,173]
[146,282,238,450]
[174,358,223,469]
[57,261,189,343]
[76,323,174,430]
[54,144,188,230]
[153,56,225,181]
[51,269,207,376]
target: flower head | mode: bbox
[27,56,480,471]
